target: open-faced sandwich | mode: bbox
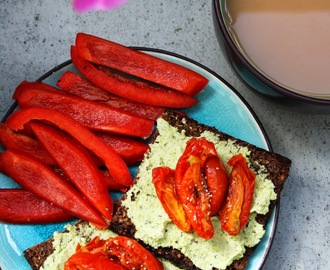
[24,110,291,270]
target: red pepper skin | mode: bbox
[13,81,154,139]
[96,132,149,165]
[101,170,128,191]
[71,46,198,108]
[75,33,208,96]
[220,154,256,236]
[29,122,113,220]
[57,71,165,121]
[0,149,108,228]
[5,107,132,187]
[0,123,55,166]
[0,123,146,167]
[16,80,59,92]
[152,167,192,232]
[204,155,228,215]
[0,189,74,224]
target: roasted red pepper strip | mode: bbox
[5,107,132,187]
[204,155,228,215]
[75,33,208,96]
[0,123,55,165]
[0,149,108,228]
[228,154,256,229]
[104,236,164,270]
[0,188,74,224]
[178,158,214,240]
[174,138,221,239]
[220,154,256,236]
[152,167,191,232]
[30,122,113,220]
[96,132,149,165]
[65,236,163,270]
[65,252,127,270]
[175,138,218,183]
[71,46,198,108]
[13,81,154,139]
[57,71,165,121]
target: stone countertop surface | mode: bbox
[0,1,329,269]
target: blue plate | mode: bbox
[0,48,277,270]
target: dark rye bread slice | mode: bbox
[24,220,89,270]
[24,238,54,270]
[109,110,291,270]
[24,110,291,270]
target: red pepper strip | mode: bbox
[96,132,149,165]
[220,154,256,236]
[105,236,164,270]
[29,122,113,220]
[71,46,198,108]
[0,123,141,168]
[75,33,208,96]
[0,123,103,168]
[152,167,192,232]
[101,170,128,192]
[0,122,106,170]
[57,71,165,121]
[53,167,127,192]
[13,81,154,139]
[204,155,228,215]
[0,188,74,224]
[5,107,132,187]
[0,123,56,166]
[0,149,108,228]
[16,80,59,92]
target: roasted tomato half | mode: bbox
[65,236,164,270]
[220,154,256,236]
[153,137,229,240]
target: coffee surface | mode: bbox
[225,0,330,98]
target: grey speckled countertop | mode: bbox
[1,1,329,269]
